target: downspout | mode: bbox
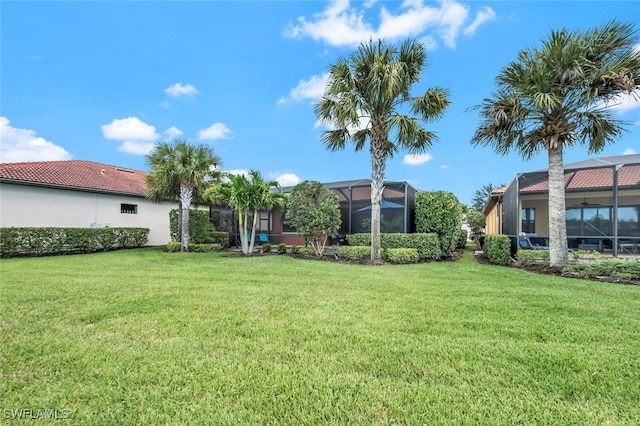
[348,186,353,234]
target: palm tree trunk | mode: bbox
[179,183,192,252]
[238,210,248,255]
[370,121,387,263]
[547,145,569,266]
[249,209,258,254]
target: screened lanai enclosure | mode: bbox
[485,154,640,256]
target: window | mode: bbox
[121,203,137,214]
[281,207,296,233]
[521,208,535,233]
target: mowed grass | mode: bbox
[1,248,639,425]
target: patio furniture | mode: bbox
[518,235,549,250]
[618,240,638,254]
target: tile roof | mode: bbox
[0,160,149,196]
[520,164,640,193]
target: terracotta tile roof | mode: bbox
[0,160,149,196]
[521,165,640,193]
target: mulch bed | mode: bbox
[473,250,640,286]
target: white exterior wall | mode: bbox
[0,183,177,246]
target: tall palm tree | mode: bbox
[315,38,450,262]
[205,170,284,255]
[471,20,640,266]
[146,139,222,252]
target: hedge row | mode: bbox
[0,227,149,258]
[166,242,223,253]
[346,233,441,261]
[483,234,512,266]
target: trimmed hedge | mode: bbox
[346,233,441,261]
[415,191,463,258]
[337,246,371,261]
[456,229,468,249]
[166,242,223,253]
[483,234,512,266]
[384,248,420,264]
[0,227,149,258]
[169,209,230,247]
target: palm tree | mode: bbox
[205,170,284,255]
[315,38,450,262]
[471,20,640,266]
[146,139,222,252]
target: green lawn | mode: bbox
[1,248,639,425]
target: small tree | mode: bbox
[285,181,341,258]
[415,191,463,258]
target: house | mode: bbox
[0,160,179,246]
[484,154,640,254]
[214,179,417,247]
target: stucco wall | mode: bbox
[0,183,176,246]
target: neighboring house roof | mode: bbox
[0,160,149,197]
[518,154,640,194]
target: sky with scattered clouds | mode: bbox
[1,0,639,203]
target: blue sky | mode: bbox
[1,1,638,205]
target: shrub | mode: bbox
[415,191,463,258]
[169,209,230,247]
[337,246,371,261]
[262,243,272,253]
[384,248,419,264]
[190,243,222,253]
[563,258,640,280]
[483,234,512,266]
[456,229,468,249]
[516,249,550,265]
[166,242,182,252]
[0,227,149,258]
[346,233,440,261]
[277,243,287,254]
[290,244,299,254]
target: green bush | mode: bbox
[415,191,463,258]
[0,227,149,258]
[563,258,640,280]
[277,243,287,254]
[290,244,299,254]
[166,242,182,252]
[190,243,222,253]
[337,246,371,261]
[262,243,272,253]
[383,248,419,264]
[456,229,468,249]
[346,233,440,261]
[516,249,550,265]
[169,209,230,247]
[483,234,512,266]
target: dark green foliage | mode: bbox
[384,248,420,264]
[169,209,229,247]
[290,244,299,254]
[337,246,371,261]
[564,259,640,280]
[0,227,149,258]
[285,181,341,257]
[415,191,463,258]
[516,249,550,265]
[277,243,287,254]
[456,229,468,249]
[483,235,512,266]
[166,242,222,253]
[262,243,272,253]
[346,233,441,261]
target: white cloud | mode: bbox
[440,164,450,169]
[160,101,170,109]
[402,153,432,165]
[163,126,183,139]
[622,148,637,155]
[284,0,494,49]
[0,117,72,163]
[289,73,330,102]
[463,6,496,36]
[165,83,199,97]
[198,123,232,140]
[101,117,160,155]
[275,173,301,187]
[601,91,640,114]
